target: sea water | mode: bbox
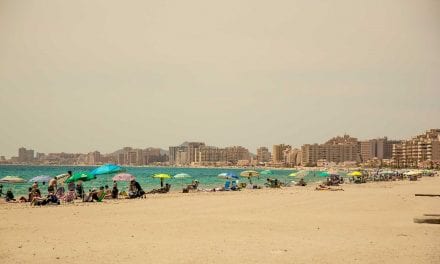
[0,165,328,196]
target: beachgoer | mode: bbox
[76,182,84,198]
[297,178,306,186]
[48,178,57,193]
[0,184,3,197]
[5,189,16,202]
[104,185,112,198]
[68,181,75,191]
[111,181,119,199]
[129,180,144,198]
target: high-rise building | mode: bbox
[18,147,34,162]
[272,144,290,163]
[195,146,227,164]
[169,142,205,165]
[360,137,401,161]
[225,146,250,163]
[256,147,271,163]
[87,151,102,165]
[392,129,440,167]
[118,153,126,165]
[283,148,302,166]
[18,147,27,162]
[301,135,361,166]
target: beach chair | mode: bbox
[224,181,231,191]
[97,191,106,202]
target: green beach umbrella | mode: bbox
[152,173,172,187]
[65,172,96,183]
[289,172,298,177]
[260,170,273,175]
[318,171,330,177]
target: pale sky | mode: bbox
[1,0,439,157]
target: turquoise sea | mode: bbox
[0,165,326,196]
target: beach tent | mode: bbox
[90,164,124,176]
[0,176,26,183]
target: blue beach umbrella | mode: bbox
[218,172,239,180]
[28,175,52,183]
[90,164,124,176]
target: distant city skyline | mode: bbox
[1,128,436,158]
[1,1,439,158]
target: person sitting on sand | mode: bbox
[84,188,99,202]
[296,178,307,186]
[104,185,112,199]
[55,186,65,199]
[188,180,199,190]
[31,182,41,197]
[5,189,16,202]
[48,178,57,193]
[128,180,145,198]
[147,183,171,194]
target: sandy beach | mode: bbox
[1,177,439,264]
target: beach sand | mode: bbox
[1,177,439,264]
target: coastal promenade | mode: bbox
[1,177,439,264]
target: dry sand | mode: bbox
[1,177,439,264]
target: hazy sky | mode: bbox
[1,0,439,157]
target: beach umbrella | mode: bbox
[152,173,172,187]
[174,173,191,179]
[113,173,136,182]
[28,175,52,183]
[289,172,299,177]
[218,172,239,180]
[0,176,26,183]
[90,164,124,176]
[65,172,96,183]
[174,173,191,187]
[55,173,70,185]
[260,170,273,175]
[348,171,362,177]
[240,170,260,184]
[404,171,421,176]
[318,171,330,177]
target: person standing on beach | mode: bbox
[0,184,3,197]
[111,181,118,199]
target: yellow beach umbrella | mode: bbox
[348,171,362,177]
[152,173,172,187]
[240,170,259,184]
